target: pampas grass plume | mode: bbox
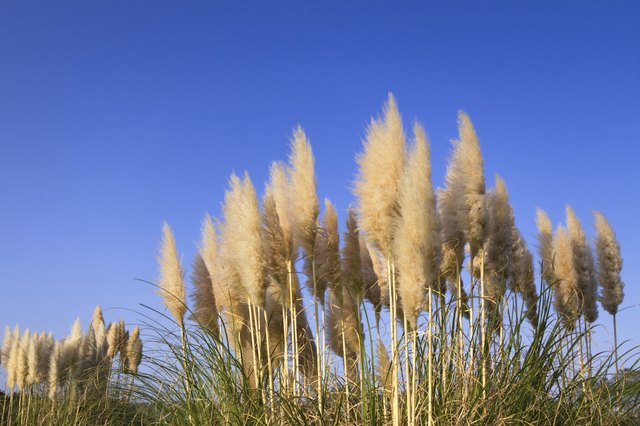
[126,325,143,374]
[288,127,319,256]
[593,211,624,315]
[221,172,266,307]
[394,123,440,327]
[158,222,186,325]
[190,253,219,335]
[536,208,554,285]
[457,112,486,257]
[553,226,580,327]
[354,93,406,257]
[200,214,218,279]
[342,207,363,299]
[566,206,598,323]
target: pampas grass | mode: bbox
[157,222,186,326]
[393,122,440,329]
[552,226,580,329]
[483,175,514,324]
[594,211,625,376]
[536,208,555,286]
[3,95,639,426]
[288,127,319,256]
[190,254,219,336]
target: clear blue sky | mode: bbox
[1,2,638,355]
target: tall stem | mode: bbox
[428,286,433,426]
[480,251,486,402]
[311,257,323,410]
[613,314,620,380]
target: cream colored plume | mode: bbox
[536,208,555,285]
[26,333,39,386]
[552,226,580,327]
[593,212,624,315]
[566,206,598,323]
[510,228,538,327]
[157,222,186,325]
[354,93,406,257]
[1,325,15,367]
[126,326,143,374]
[342,207,363,300]
[48,341,63,399]
[266,161,296,256]
[311,199,341,300]
[16,329,30,391]
[200,214,218,279]
[261,193,290,293]
[190,253,219,335]
[457,112,486,257]
[221,172,266,307]
[393,123,441,327]
[483,176,514,320]
[288,126,319,256]
[90,305,106,348]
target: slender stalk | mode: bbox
[403,314,411,426]
[469,254,476,390]
[281,303,290,394]
[263,308,275,416]
[613,314,620,380]
[341,318,350,418]
[480,251,486,402]
[428,286,433,426]
[311,257,323,410]
[388,260,399,426]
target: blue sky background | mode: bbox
[1,1,638,357]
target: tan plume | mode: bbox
[288,126,319,256]
[190,253,219,335]
[593,212,624,315]
[566,206,598,323]
[394,123,441,328]
[354,93,406,257]
[536,209,555,285]
[157,222,186,325]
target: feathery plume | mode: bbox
[593,212,624,315]
[221,172,266,307]
[510,228,538,327]
[342,207,363,300]
[262,193,290,290]
[267,161,296,256]
[536,209,555,285]
[309,199,341,299]
[126,326,143,374]
[190,253,219,335]
[91,305,106,347]
[354,93,406,257]
[553,226,580,327]
[38,333,53,384]
[200,214,218,280]
[48,341,63,399]
[1,325,14,367]
[566,206,598,323]
[458,112,486,257]
[27,332,40,386]
[16,329,30,391]
[483,176,514,321]
[394,123,441,327]
[158,222,186,325]
[288,127,319,256]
